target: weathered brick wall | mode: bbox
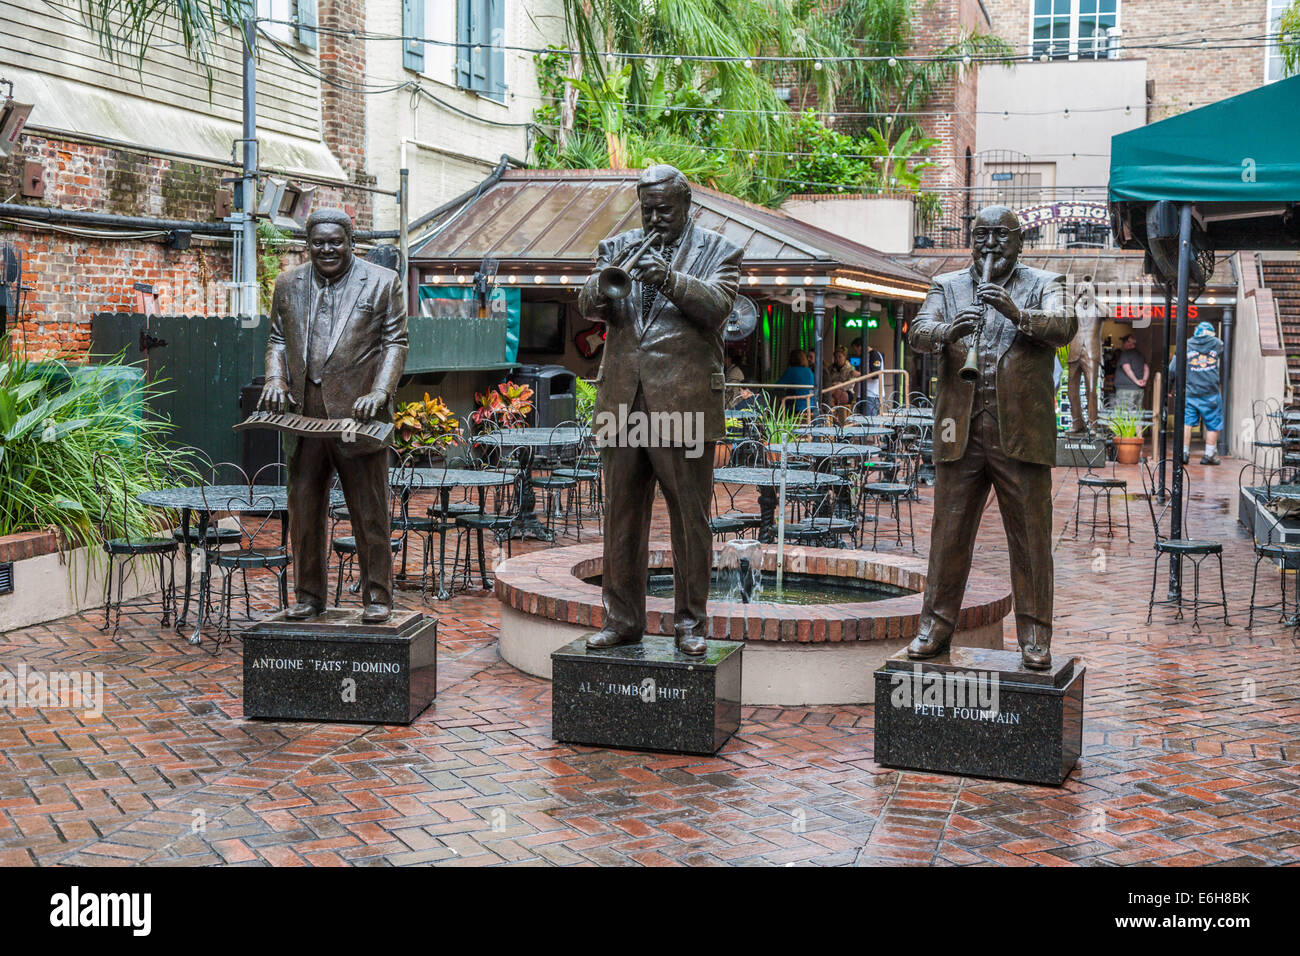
[908,0,987,193]
[980,0,1272,120]
[319,0,375,216]
[0,2,375,359]
[1,134,354,359]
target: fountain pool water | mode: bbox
[493,543,1012,705]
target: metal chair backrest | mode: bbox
[1140,457,1193,543]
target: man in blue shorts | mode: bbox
[1169,321,1224,465]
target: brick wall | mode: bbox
[0,1,375,359]
[0,135,353,358]
[980,0,1273,120]
[908,0,987,193]
[319,0,375,220]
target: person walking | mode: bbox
[1169,320,1225,465]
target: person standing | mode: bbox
[776,349,815,416]
[577,165,743,655]
[258,208,409,623]
[1169,320,1225,465]
[1114,333,1148,408]
[905,206,1076,670]
[824,346,856,410]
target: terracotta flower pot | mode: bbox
[1114,436,1143,464]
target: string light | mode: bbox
[256,18,1297,68]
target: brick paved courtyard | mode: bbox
[2,458,1298,867]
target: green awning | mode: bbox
[1109,76,1300,204]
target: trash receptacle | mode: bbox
[514,364,576,428]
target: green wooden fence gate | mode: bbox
[91,312,271,466]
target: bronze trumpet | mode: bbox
[597,229,663,300]
[958,252,994,383]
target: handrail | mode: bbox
[819,368,911,403]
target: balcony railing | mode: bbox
[914,187,1114,251]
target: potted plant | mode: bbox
[471,380,535,431]
[1101,402,1146,464]
[392,393,461,463]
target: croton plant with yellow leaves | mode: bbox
[392,393,461,454]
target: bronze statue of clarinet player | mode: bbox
[578,165,743,656]
[907,206,1076,670]
[255,208,409,624]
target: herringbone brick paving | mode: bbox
[2,457,1298,866]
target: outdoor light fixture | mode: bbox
[256,177,316,230]
[832,275,927,301]
[0,95,33,158]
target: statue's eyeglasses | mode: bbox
[972,226,1020,243]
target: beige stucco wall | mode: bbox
[366,0,565,228]
[976,59,1147,191]
[781,197,916,255]
[0,547,154,634]
[1229,279,1290,460]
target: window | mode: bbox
[1267,0,1288,83]
[1031,0,1119,61]
[257,0,316,49]
[457,0,507,102]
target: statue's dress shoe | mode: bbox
[361,604,391,624]
[1018,624,1052,670]
[285,602,323,620]
[586,627,642,650]
[675,631,707,656]
[906,620,952,660]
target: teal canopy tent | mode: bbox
[1109,76,1300,596]
[1110,76,1300,207]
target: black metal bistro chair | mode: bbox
[529,421,584,542]
[1139,458,1229,630]
[1239,462,1300,630]
[331,473,405,606]
[91,451,179,635]
[1065,442,1132,541]
[712,439,765,538]
[452,444,529,592]
[861,442,918,551]
[197,462,292,651]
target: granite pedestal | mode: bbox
[552,635,742,755]
[873,646,1083,786]
[1056,434,1107,468]
[243,608,437,725]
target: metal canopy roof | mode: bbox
[410,168,930,294]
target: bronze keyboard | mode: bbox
[235,411,393,445]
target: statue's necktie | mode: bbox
[307,280,336,385]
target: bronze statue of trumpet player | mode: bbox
[907,206,1076,670]
[578,165,743,656]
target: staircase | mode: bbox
[1261,259,1300,390]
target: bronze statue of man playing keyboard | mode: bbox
[258,208,409,623]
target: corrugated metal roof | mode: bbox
[411,168,928,289]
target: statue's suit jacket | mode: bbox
[578,221,743,441]
[909,263,1076,468]
[265,258,408,451]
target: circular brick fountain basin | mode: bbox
[494,544,1012,705]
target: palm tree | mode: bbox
[551,1,1008,204]
[73,0,247,76]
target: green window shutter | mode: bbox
[456,0,473,88]
[296,0,317,50]
[403,0,425,73]
[487,0,505,101]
